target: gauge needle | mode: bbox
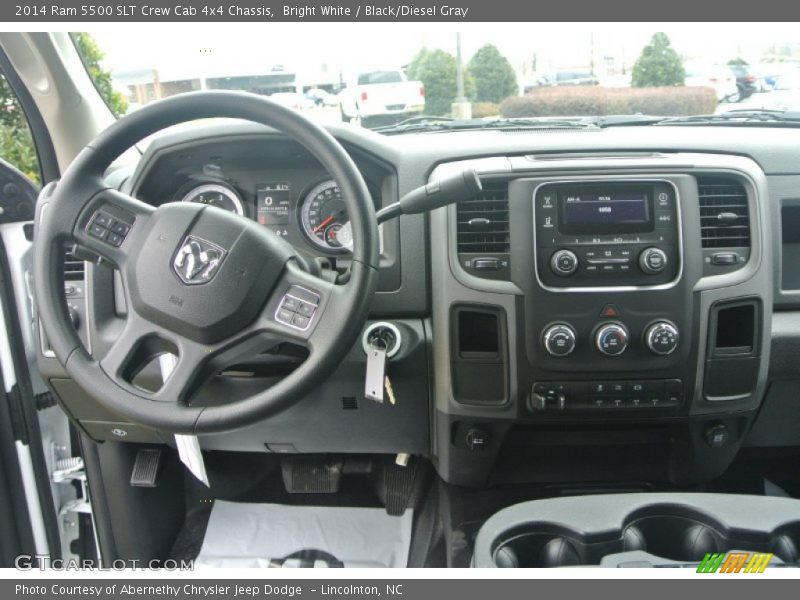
[313,210,346,233]
[313,215,335,233]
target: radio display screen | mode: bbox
[559,187,653,234]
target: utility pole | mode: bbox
[452,32,472,119]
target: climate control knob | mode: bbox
[550,249,579,276]
[595,323,629,356]
[639,247,668,274]
[542,323,577,357]
[645,321,680,355]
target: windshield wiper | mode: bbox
[371,116,597,135]
[656,109,800,126]
[595,109,800,128]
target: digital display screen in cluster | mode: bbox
[256,182,291,226]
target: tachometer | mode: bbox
[299,180,353,253]
[180,183,244,216]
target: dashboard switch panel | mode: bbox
[531,379,684,412]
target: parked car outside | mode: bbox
[684,62,739,102]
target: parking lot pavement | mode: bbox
[717,89,800,113]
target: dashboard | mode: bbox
[35,120,800,490]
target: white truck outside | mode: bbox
[338,69,425,124]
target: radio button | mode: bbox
[639,247,668,274]
[550,249,579,276]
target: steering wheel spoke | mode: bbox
[72,188,155,268]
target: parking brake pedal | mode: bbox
[282,457,343,494]
[130,448,162,487]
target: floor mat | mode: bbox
[194,501,413,568]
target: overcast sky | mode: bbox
[87,23,799,80]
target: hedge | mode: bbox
[471,102,500,118]
[499,86,718,118]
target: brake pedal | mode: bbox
[282,457,343,494]
[130,448,162,487]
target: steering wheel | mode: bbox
[34,91,379,434]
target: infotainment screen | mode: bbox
[558,187,654,234]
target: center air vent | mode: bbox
[456,181,510,254]
[698,178,751,249]
[63,245,85,281]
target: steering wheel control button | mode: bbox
[639,247,668,274]
[109,221,130,236]
[92,212,114,228]
[645,321,680,355]
[295,302,316,318]
[542,323,577,357]
[86,207,135,247]
[276,285,320,331]
[550,249,579,276]
[595,323,629,356]
[276,308,295,324]
[88,222,108,240]
[292,314,311,329]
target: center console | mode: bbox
[430,153,772,487]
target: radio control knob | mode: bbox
[639,247,668,274]
[645,321,679,355]
[550,249,579,276]
[542,324,577,357]
[595,323,629,356]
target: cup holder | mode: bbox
[480,496,800,568]
[624,515,723,562]
[493,532,586,568]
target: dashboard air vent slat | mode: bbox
[63,245,85,281]
[456,181,510,254]
[697,179,750,249]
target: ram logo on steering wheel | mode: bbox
[172,236,227,285]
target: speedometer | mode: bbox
[299,180,353,253]
[180,183,244,216]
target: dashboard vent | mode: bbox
[63,245,85,281]
[456,181,510,253]
[698,178,750,248]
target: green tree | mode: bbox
[0,33,128,185]
[0,74,40,183]
[467,44,518,103]
[631,33,685,88]
[72,32,129,117]
[407,48,475,116]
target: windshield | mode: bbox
[74,24,800,133]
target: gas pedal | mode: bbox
[130,448,162,487]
